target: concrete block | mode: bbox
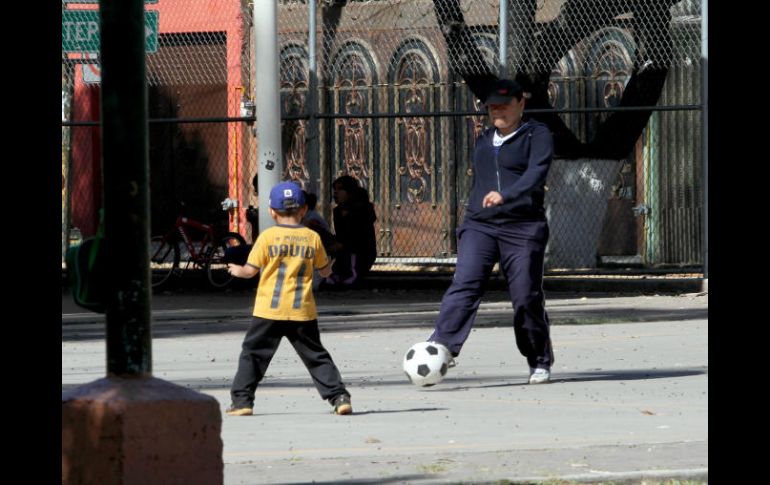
[62,376,222,485]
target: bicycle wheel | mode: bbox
[150,236,180,288]
[205,232,247,288]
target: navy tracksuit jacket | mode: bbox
[429,118,555,370]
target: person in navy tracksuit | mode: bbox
[428,78,555,385]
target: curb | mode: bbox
[62,270,705,295]
[355,274,705,294]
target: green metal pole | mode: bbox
[99,0,152,376]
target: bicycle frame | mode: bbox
[151,206,247,289]
[171,215,216,265]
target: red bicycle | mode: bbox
[150,203,247,289]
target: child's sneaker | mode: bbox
[225,405,253,416]
[528,367,550,385]
[331,393,352,415]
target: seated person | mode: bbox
[224,174,259,266]
[301,191,339,290]
[301,191,338,254]
[223,204,258,266]
[326,175,377,287]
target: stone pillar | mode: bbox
[62,377,223,485]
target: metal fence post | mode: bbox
[701,0,708,285]
[498,0,508,77]
[307,0,320,198]
[254,0,283,230]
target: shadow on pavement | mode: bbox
[432,367,708,392]
[555,367,708,382]
[349,407,449,416]
[61,367,705,394]
[279,475,434,485]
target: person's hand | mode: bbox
[319,258,336,279]
[482,191,503,207]
[227,263,258,279]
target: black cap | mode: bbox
[482,79,524,106]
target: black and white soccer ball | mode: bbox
[403,341,451,387]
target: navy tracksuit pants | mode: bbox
[429,218,554,370]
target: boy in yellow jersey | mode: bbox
[225,181,352,416]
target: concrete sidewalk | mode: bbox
[62,288,707,484]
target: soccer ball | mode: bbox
[403,341,451,387]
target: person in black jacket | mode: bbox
[428,79,555,385]
[327,175,377,287]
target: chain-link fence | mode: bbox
[62,0,256,256]
[62,0,704,276]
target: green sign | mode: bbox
[62,10,159,53]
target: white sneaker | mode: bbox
[529,367,550,384]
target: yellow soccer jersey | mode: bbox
[247,224,330,321]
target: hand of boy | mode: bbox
[228,263,259,279]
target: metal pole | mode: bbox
[254,0,284,231]
[498,0,508,77]
[448,76,459,255]
[701,0,708,284]
[100,0,152,376]
[307,0,320,196]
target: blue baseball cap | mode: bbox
[269,181,305,210]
